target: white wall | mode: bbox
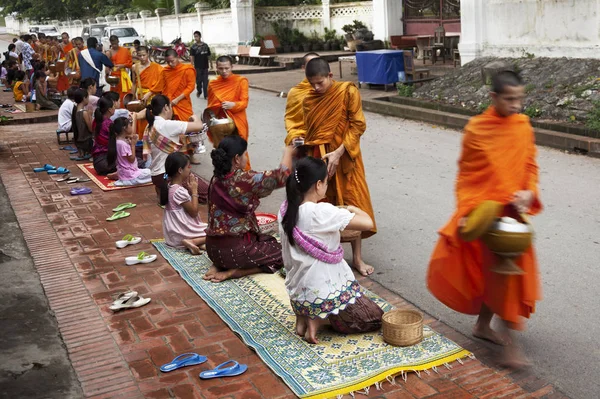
[461,0,600,64]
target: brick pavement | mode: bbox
[0,125,568,398]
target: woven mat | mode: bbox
[153,240,470,399]
[76,163,153,191]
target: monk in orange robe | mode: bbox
[107,35,133,103]
[162,49,196,122]
[427,70,542,369]
[56,32,73,92]
[284,52,320,145]
[207,55,251,169]
[301,58,376,276]
[132,46,164,139]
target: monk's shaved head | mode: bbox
[216,55,233,65]
[302,52,320,67]
[305,58,330,78]
[491,70,523,94]
[165,48,178,58]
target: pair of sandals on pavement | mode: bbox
[107,202,137,222]
[34,164,70,174]
[58,175,93,196]
[160,353,247,379]
[109,290,151,311]
[115,232,158,265]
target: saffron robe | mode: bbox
[134,62,164,139]
[161,63,196,121]
[284,78,313,145]
[57,42,74,92]
[303,81,376,238]
[207,73,251,169]
[110,47,133,103]
[426,106,542,326]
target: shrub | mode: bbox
[397,84,414,97]
[586,101,600,131]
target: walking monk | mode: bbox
[284,52,319,145]
[427,70,542,369]
[132,46,163,139]
[56,32,73,93]
[207,56,251,169]
[300,58,376,276]
[161,49,196,121]
[107,35,133,103]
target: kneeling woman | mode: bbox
[203,135,294,283]
[279,157,383,344]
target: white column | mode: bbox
[230,0,255,44]
[372,0,403,41]
[195,3,204,34]
[459,0,485,65]
[322,0,331,30]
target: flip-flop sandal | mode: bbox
[160,353,208,373]
[67,177,91,184]
[109,291,138,308]
[47,167,70,175]
[112,202,137,212]
[116,234,142,249]
[109,295,150,311]
[106,211,130,221]
[125,251,157,265]
[70,154,92,161]
[60,146,77,151]
[70,187,92,195]
[56,174,71,182]
[33,164,57,172]
[199,361,248,379]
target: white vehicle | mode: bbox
[29,25,61,39]
[101,26,145,50]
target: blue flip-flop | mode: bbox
[48,167,70,175]
[199,360,248,379]
[70,187,92,196]
[60,146,77,151]
[160,353,207,373]
[33,164,57,172]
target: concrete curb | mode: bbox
[1,113,58,126]
[363,97,600,157]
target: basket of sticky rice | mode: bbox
[382,309,423,346]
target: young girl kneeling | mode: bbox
[107,117,152,187]
[160,152,207,255]
[279,157,383,344]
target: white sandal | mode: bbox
[125,252,157,266]
[109,295,151,311]
[116,234,142,249]
[109,291,138,308]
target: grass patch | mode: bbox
[397,84,414,98]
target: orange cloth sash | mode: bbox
[303,81,376,238]
[284,79,313,145]
[162,63,196,121]
[135,62,164,139]
[56,43,74,92]
[427,106,543,325]
[110,47,133,102]
[207,73,251,170]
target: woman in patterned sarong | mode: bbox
[202,136,294,283]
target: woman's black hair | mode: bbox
[146,94,170,128]
[14,70,25,81]
[71,88,88,143]
[282,157,328,246]
[210,135,248,178]
[160,152,191,206]
[106,117,130,166]
[94,96,113,137]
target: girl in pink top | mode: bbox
[160,152,207,254]
[107,117,152,186]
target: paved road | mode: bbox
[192,89,599,399]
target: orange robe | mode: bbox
[135,62,164,139]
[427,106,542,326]
[284,79,313,145]
[303,81,376,238]
[110,47,133,103]
[161,63,196,121]
[207,74,250,169]
[57,43,73,92]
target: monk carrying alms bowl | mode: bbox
[202,107,236,148]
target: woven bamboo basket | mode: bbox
[382,309,424,347]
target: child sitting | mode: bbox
[12,71,29,102]
[58,86,77,132]
[160,152,207,255]
[32,70,58,110]
[279,157,383,344]
[71,88,93,160]
[107,117,152,187]
[0,61,7,87]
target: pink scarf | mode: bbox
[280,201,344,264]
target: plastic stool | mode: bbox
[56,129,73,145]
